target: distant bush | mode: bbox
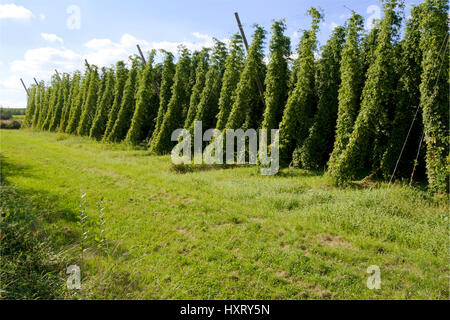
[0,119,22,130]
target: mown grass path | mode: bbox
[1,129,448,299]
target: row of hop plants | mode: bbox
[22,0,448,193]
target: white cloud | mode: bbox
[322,21,339,31]
[84,38,113,49]
[84,32,224,67]
[11,47,83,78]
[0,86,27,108]
[41,33,64,44]
[150,32,222,54]
[84,34,150,67]
[39,14,46,21]
[2,31,228,108]
[0,75,23,90]
[0,4,33,20]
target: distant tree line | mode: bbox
[0,108,26,120]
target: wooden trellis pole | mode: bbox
[234,12,250,51]
[136,44,147,65]
[85,59,92,72]
[20,78,30,96]
[234,12,265,107]
[136,44,160,98]
[33,78,39,85]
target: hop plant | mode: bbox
[106,57,140,142]
[103,61,129,141]
[23,86,37,128]
[328,0,404,184]
[151,51,176,143]
[216,34,245,131]
[125,50,160,145]
[66,70,90,134]
[418,0,449,193]
[225,25,267,131]
[77,67,100,136]
[189,39,228,131]
[49,73,70,132]
[150,47,192,155]
[279,7,323,164]
[299,26,346,170]
[327,13,364,172]
[90,70,115,140]
[184,48,210,129]
[262,20,291,132]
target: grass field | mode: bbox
[0,129,448,299]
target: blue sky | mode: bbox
[0,0,421,108]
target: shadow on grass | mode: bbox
[275,167,324,178]
[0,154,79,227]
[0,155,76,299]
[170,163,253,174]
[0,154,141,299]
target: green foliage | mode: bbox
[106,58,140,142]
[31,83,45,128]
[361,25,380,80]
[42,76,61,131]
[299,26,346,169]
[125,51,160,145]
[184,48,210,129]
[66,71,90,134]
[225,25,266,130]
[151,51,176,142]
[216,34,245,131]
[150,47,191,154]
[328,0,404,184]
[327,13,365,173]
[103,61,128,141]
[78,67,100,136]
[189,39,228,131]
[37,86,51,129]
[90,70,115,140]
[0,184,68,299]
[279,7,323,164]
[419,0,449,193]
[49,74,70,132]
[23,86,37,128]
[380,5,424,179]
[262,20,291,131]
[59,73,80,132]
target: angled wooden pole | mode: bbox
[33,77,39,85]
[234,12,265,107]
[234,12,250,51]
[20,78,30,96]
[136,44,147,65]
[136,44,160,98]
[85,59,92,72]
